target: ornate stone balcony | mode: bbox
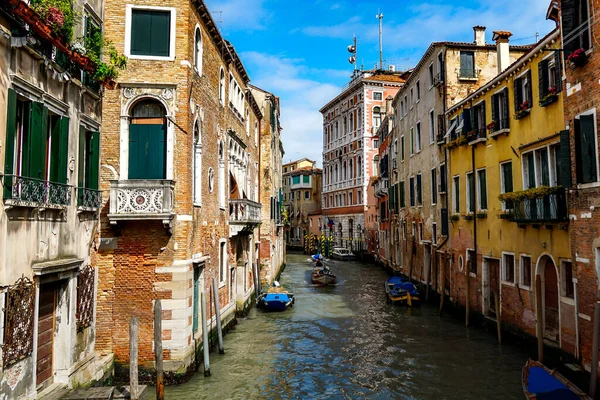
[229,198,262,237]
[108,180,175,228]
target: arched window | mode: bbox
[194,27,203,74]
[193,121,202,205]
[335,121,339,139]
[343,161,347,180]
[343,116,347,135]
[218,141,225,209]
[246,109,250,136]
[334,164,339,182]
[219,68,225,105]
[254,122,259,146]
[349,113,354,132]
[373,155,379,176]
[373,106,381,129]
[349,159,353,179]
[129,99,167,179]
[357,156,362,177]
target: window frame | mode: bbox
[452,175,460,213]
[476,168,487,211]
[501,252,516,285]
[575,108,599,187]
[520,254,532,290]
[193,25,203,75]
[561,260,575,299]
[373,91,383,101]
[466,171,475,214]
[125,5,177,61]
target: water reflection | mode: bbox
[153,253,526,399]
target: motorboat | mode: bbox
[522,359,590,399]
[311,263,337,285]
[257,281,295,312]
[331,247,356,261]
[385,276,420,306]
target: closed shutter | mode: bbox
[504,163,514,193]
[437,114,444,138]
[526,70,533,104]
[441,208,449,236]
[468,173,475,212]
[50,117,69,184]
[576,114,598,183]
[400,181,405,207]
[89,131,100,190]
[78,127,86,205]
[538,60,547,98]
[502,88,510,128]
[554,51,562,92]
[513,79,521,111]
[27,102,47,180]
[409,177,414,206]
[131,10,171,57]
[479,171,487,210]
[491,94,498,124]
[4,89,17,198]
[431,169,437,202]
[562,0,576,54]
[460,52,474,78]
[481,101,486,129]
[416,175,422,205]
[558,130,572,188]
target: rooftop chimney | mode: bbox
[473,26,486,46]
[492,30,513,73]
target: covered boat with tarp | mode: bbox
[257,281,295,312]
[522,359,590,399]
[385,276,420,306]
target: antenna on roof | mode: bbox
[348,35,357,72]
[376,11,384,70]
[535,30,539,42]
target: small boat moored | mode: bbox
[257,281,295,312]
[385,276,420,306]
[522,359,590,399]
[311,262,337,285]
[331,247,356,261]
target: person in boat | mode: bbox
[315,260,323,267]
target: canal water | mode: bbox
[156,253,529,399]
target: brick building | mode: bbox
[95,0,276,378]
[320,70,407,253]
[556,0,600,373]
[0,0,111,397]
[282,158,322,249]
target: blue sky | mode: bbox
[204,0,556,166]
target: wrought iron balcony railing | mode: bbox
[507,188,568,223]
[489,118,510,135]
[229,199,262,226]
[3,175,71,208]
[108,180,175,227]
[467,128,487,144]
[77,187,102,210]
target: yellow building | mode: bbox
[446,29,576,354]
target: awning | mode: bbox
[444,119,458,138]
[455,118,464,134]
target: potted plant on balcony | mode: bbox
[540,86,558,106]
[515,101,530,119]
[567,48,587,68]
[486,120,497,132]
[30,0,76,44]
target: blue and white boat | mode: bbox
[257,282,295,312]
[385,276,420,306]
[522,359,590,399]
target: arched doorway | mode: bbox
[129,99,167,179]
[543,257,559,342]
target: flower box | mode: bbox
[567,48,587,68]
[540,93,558,107]
[515,108,530,120]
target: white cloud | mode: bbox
[205,0,270,32]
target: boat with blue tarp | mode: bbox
[385,276,420,306]
[522,359,590,399]
[257,281,295,312]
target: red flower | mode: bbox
[45,6,65,28]
[519,101,529,111]
[567,48,586,61]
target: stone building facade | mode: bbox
[0,0,111,397]
[556,0,600,373]
[320,71,406,253]
[95,0,270,378]
[250,85,285,286]
[282,158,322,249]
[390,27,530,288]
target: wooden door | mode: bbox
[36,284,56,386]
[544,261,559,341]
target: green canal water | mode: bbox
[150,253,529,399]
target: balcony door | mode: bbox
[129,99,167,179]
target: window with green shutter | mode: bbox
[130,9,171,57]
[78,127,100,207]
[477,169,487,210]
[292,176,300,185]
[575,114,598,184]
[303,175,310,184]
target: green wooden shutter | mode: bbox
[27,102,47,180]
[468,173,475,212]
[78,127,86,205]
[513,79,520,111]
[504,163,514,193]
[479,171,487,210]
[526,70,533,105]
[4,88,17,199]
[538,60,547,99]
[579,114,597,183]
[89,131,100,190]
[502,88,510,128]
[150,11,171,57]
[193,267,199,333]
[491,94,498,124]
[481,101,486,128]
[554,51,562,92]
[50,116,69,184]
[130,10,151,55]
[558,130,572,188]
[562,0,577,55]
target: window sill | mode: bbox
[219,280,226,289]
[577,181,600,190]
[127,54,176,61]
[561,296,575,306]
[458,76,478,82]
[193,203,202,208]
[515,109,531,120]
[77,206,98,213]
[519,284,532,291]
[476,211,487,219]
[463,214,475,220]
[489,128,510,138]
[501,280,517,287]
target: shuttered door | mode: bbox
[4,89,17,199]
[88,132,100,190]
[49,116,69,184]
[129,122,166,179]
[558,130,572,188]
[28,102,47,180]
[37,284,57,386]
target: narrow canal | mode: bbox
[157,253,529,399]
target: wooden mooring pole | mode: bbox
[465,272,470,328]
[154,300,164,400]
[494,288,502,344]
[439,255,445,316]
[535,275,544,363]
[213,277,224,354]
[129,317,139,400]
[201,292,211,376]
[589,301,600,398]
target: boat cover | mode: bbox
[527,366,580,400]
[264,293,290,302]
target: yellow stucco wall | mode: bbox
[447,37,570,277]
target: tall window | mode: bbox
[562,261,575,298]
[562,0,590,55]
[218,141,225,209]
[194,27,203,74]
[77,127,100,207]
[500,161,514,210]
[453,175,460,213]
[416,122,422,152]
[431,168,437,204]
[491,88,510,131]
[439,164,447,193]
[429,110,435,144]
[539,52,562,105]
[416,81,421,101]
[219,68,225,106]
[409,176,415,207]
[520,255,532,288]
[372,106,381,129]
[399,181,405,207]
[410,127,415,155]
[466,172,475,213]
[128,99,167,179]
[128,8,173,58]
[401,135,405,161]
[477,169,487,211]
[459,51,475,78]
[219,240,227,285]
[514,71,532,113]
[429,63,434,87]
[502,253,515,284]
[575,111,598,184]
[416,174,422,205]
[357,156,362,177]
[193,121,202,205]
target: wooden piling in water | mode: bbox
[494,287,501,344]
[590,301,600,398]
[535,275,544,363]
[465,271,470,328]
[130,317,139,400]
[439,255,445,316]
[201,291,211,376]
[154,300,164,400]
[213,277,224,354]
